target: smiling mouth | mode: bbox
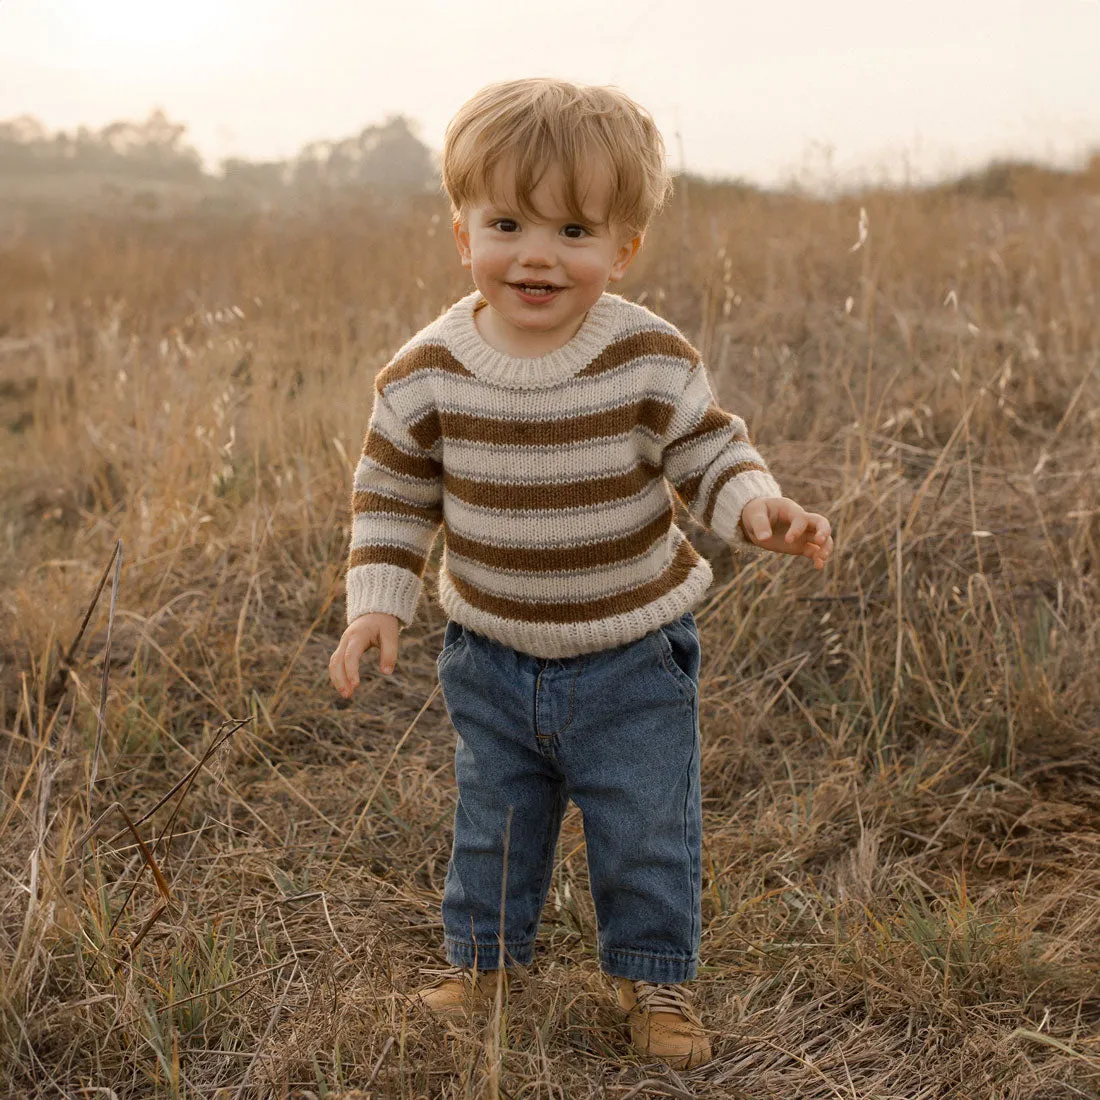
[511,282,564,294]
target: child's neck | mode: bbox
[474,300,589,359]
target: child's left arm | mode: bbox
[661,345,832,569]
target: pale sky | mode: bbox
[1,0,1099,187]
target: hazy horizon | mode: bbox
[2,0,1099,188]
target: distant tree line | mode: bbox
[3,107,1096,205]
[0,108,439,195]
[0,110,204,183]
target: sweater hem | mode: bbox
[436,554,714,659]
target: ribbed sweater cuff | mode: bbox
[345,564,423,629]
[711,470,784,553]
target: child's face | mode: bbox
[453,157,642,355]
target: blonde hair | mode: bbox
[442,78,672,239]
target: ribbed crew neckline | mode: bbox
[437,289,619,389]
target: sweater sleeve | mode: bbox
[662,357,782,553]
[345,381,444,628]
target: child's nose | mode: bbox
[517,232,556,266]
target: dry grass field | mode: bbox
[2,166,1099,1098]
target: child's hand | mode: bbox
[740,497,833,570]
[329,612,401,698]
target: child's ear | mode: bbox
[608,232,643,282]
[452,215,472,269]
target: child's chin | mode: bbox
[510,312,580,332]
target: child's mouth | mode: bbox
[510,283,563,301]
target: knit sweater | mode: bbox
[345,288,782,659]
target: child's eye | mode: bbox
[562,224,590,239]
[491,219,518,233]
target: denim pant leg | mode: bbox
[436,622,568,970]
[555,611,702,983]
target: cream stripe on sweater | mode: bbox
[345,289,782,658]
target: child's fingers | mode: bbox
[742,498,771,542]
[809,515,831,544]
[328,640,348,693]
[785,511,810,545]
[341,634,369,696]
[379,631,398,676]
[807,533,834,567]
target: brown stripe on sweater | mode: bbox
[352,489,443,523]
[701,461,770,527]
[407,406,442,451]
[447,537,702,623]
[444,461,663,510]
[443,505,673,572]
[362,429,442,481]
[387,330,697,393]
[380,342,473,388]
[665,406,749,458]
[438,396,675,446]
[574,330,700,379]
[349,544,428,574]
[386,332,695,448]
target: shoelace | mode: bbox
[418,964,506,987]
[631,980,705,1026]
[417,964,472,987]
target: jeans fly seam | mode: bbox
[535,665,580,740]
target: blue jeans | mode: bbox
[434,611,702,984]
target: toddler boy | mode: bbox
[329,78,832,1070]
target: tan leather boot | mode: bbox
[614,977,713,1069]
[410,965,509,1018]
